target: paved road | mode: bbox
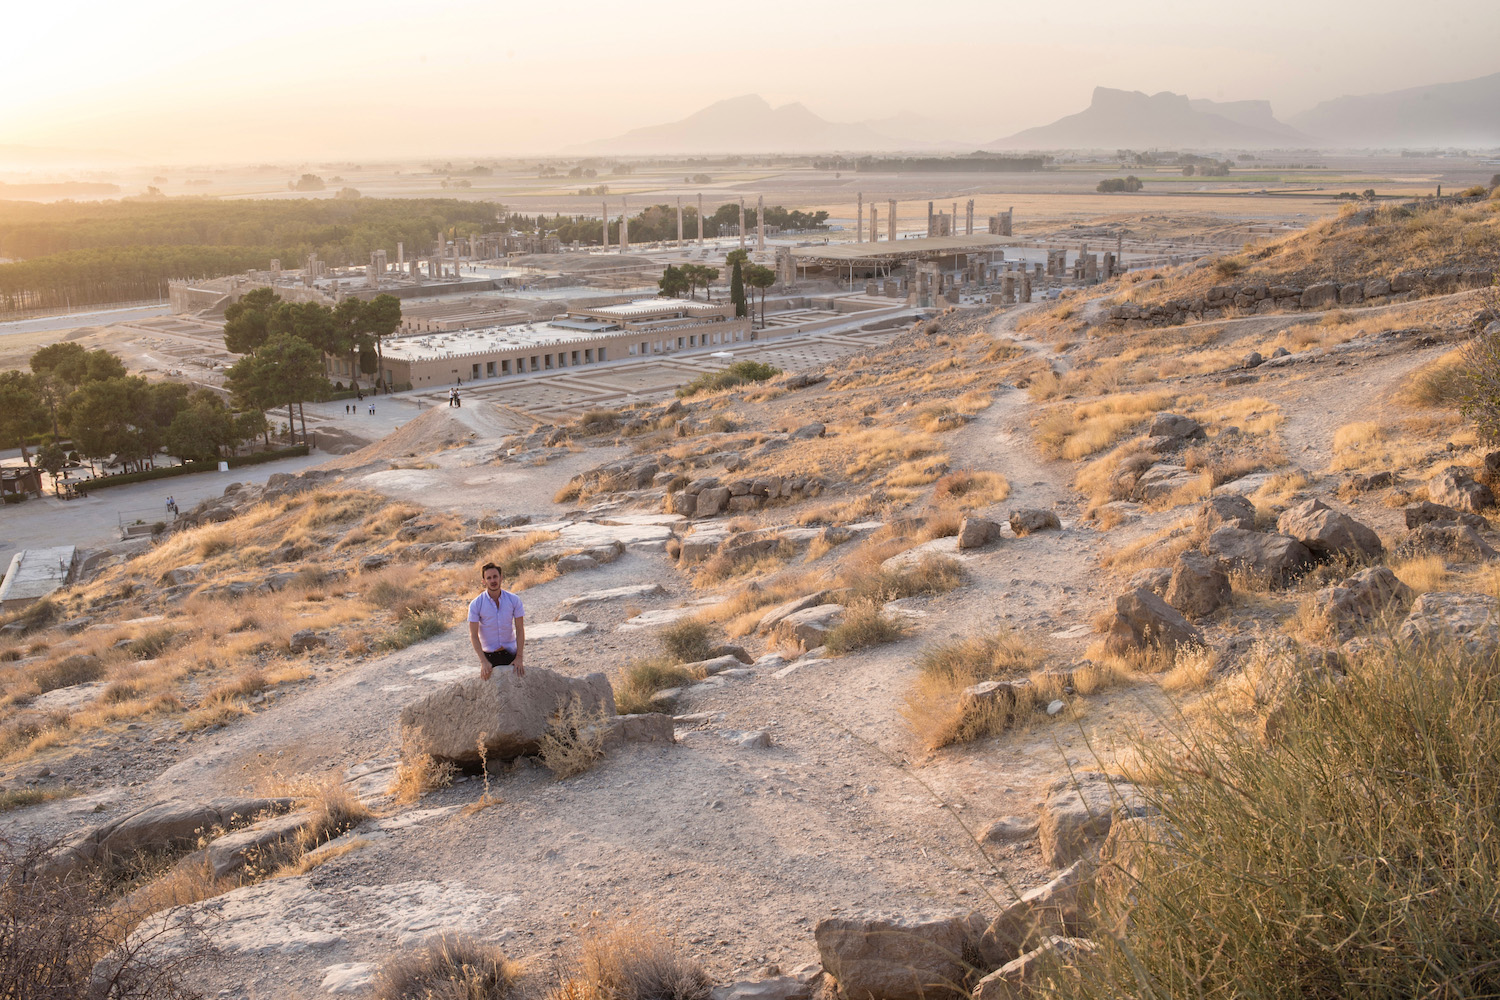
[0,305,171,338]
[0,451,330,574]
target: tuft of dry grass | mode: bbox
[932,469,1011,508]
[373,934,519,1000]
[557,923,712,1000]
[823,600,911,654]
[1036,392,1176,461]
[391,726,456,804]
[902,633,1048,750]
[613,659,695,716]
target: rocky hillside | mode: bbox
[3,206,1500,998]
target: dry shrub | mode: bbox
[0,840,207,999]
[932,469,1010,508]
[392,726,456,804]
[823,600,909,654]
[559,923,712,1000]
[1159,645,1218,693]
[32,655,105,694]
[842,554,967,603]
[902,634,1046,749]
[298,489,386,529]
[658,619,715,663]
[538,696,608,779]
[613,659,694,716]
[1395,349,1467,409]
[373,934,518,1000]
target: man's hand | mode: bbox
[479,656,492,680]
[512,656,525,677]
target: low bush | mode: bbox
[903,633,1046,749]
[378,611,448,651]
[0,598,57,637]
[675,361,781,398]
[658,619,715,663]
[33,654,105,694]
[538,696,608,779]
[391,726,456,804]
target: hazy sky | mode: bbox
[4,0,1498,163]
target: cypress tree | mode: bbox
[730,260,747,318]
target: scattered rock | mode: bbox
[1311,566,1414,630]
[1103,588,1203,656]
[972,937,1097,1000]
[790,423,827,440]
[1428,466,1495,513]
[1126,567,1171,597]
[1008,509,1061,536]
[359,553,392,571]
[1403,501,1488,531]
[559,584,667,608]
[776,605,846,649]
[287,629,330,653]
[1196,494,1256,534]
[1404,523,1498,561]
[814,911,986,1000]
[712,978,812,1000]
[1276,498,1382,561]
[1204,527,1312,585]
[1242,351,1263,368]
[957,516,1002,549]
[1038,773,1151,868]
[1162,550,1229,618]
[978,859,1092,967]
[981,816,1039,843]
[397,669,616,766]
[1145,413,1204,441]
[737,730,772,749]
[50,797,297,874]
[1347,471,1397,492]
[205,809,317,878]
[1397,592,1500,660]
[597,713,675,749]
[555,554,600,574]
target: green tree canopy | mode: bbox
[658,265,690,298]
[745,264,777,327]
[224,287,282,354]
[0,371,47,467]
[729,260,747,319]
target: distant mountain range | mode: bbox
[567,73,1500,156]
[985,87,1309,150]
[1288,71,1500,148]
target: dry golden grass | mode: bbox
[391,726,457,804]
[902,633,1048,750]
[1036,391,1176,460]
[931,469,1010,509]
[1102,520,1200,578]
[538,697,609,779]
[1396,349,1467,409]
[1391,553,1452,593]
[1159,645,1219,693]
[556,923,712,1000]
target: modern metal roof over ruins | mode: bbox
[789,234,1016,265]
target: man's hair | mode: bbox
[480,562,503,578]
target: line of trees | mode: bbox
[533,202,829,247]
[724,250,776,326]
[657,264,720,300]
[0,343,268,479]
[0,198,502,314]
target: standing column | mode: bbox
[870,204,878,243]
[738,199,746,250]
[697,193,704,244]
[620,197,628,251]
[856,192,864,243]
[952,202,958,234]
[676,197,684,247]
[757,194,765,251]
[966,199,975,236]
[396,242,404,265]
[601,201,609,250]
[927,201,934,236]
[888,199,897,242]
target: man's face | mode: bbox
[483,569,502,592]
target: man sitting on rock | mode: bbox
[469,562,525,680]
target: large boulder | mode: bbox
[398,668,616,766]
[972,938,1097,1000]
[957,516,1002,549]
[1428,466,1495,513]
[1038,773,1151,868]
[1204,527,1312,585]
[978,860,1092,967]
[1311,566,1413,631]
[696,487,732,518]
[1134,464,1200,503]
[815,911,987,1000]
[1397,592,1500,660]
[204,809,317,878]
[1008,509,1061,536]
[1276,498,1382,561]
[758,591,840,633]
[1103,588,1202,656]
[1196,495,1256,534]
[1162,551,1229,618]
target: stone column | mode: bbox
[856,192,863,243]
[757,195,765,251]
[927,201,934,236]
[601,202,609,250]
[697,194,704,244]
[870,205,878,243]
[738,199,746,249]
[396,243,404,265]
[677,197,684,247]
[888,199,897,242]
[965,200,975,236]
[620,197,628,251]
